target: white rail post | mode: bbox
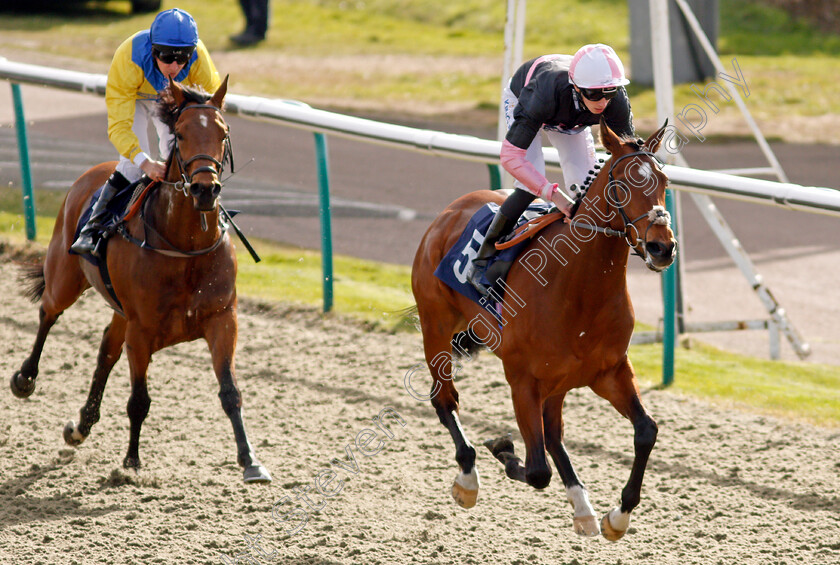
[650,0,680,385]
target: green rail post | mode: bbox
[313,132,334,313]
[11,83,36,241]
[661,186,679,386]
[487,163,502,190]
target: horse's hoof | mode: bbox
[10,371,36,398]
[601,512,628,541]
[573,515,601,537]
[451,468,480,509]
[483,434,515,457]
[63,421,86,446]
[243,464,272,484]
[123,456,141,469]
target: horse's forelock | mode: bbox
[157,84,213,133]
[617,135,643,152]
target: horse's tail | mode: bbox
[20,261,46,303]
[392,305,421,332]
[398,304,482,357]
[451,331,483,359]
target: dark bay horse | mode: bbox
[411,120,675,540]
[10,77,271,483]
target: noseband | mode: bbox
[171,103,235,194]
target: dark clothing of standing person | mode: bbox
[231,0,270,46]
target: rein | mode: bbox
[119,101,234,258]
[117,220,230,258]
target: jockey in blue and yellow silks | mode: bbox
[71,8,222,257]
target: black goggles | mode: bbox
[153,46,195,65]
[579,86,619,101]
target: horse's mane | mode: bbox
[157,84,212,132]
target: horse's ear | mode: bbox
[168,77,185,106]
[644,119,669,154]
[210,75,229,108]
[599,116,622,155]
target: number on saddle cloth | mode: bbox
[434,202,554,309]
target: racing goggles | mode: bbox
[578,86,619,101]
[153,46,195,65]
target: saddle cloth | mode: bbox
[434,202,553,313]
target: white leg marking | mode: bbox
[566,485,600,537]
[451,468,480,509]
[566,485,596,517]
[607,506,631,532]
[455,468,480,491]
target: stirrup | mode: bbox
[70,232,98,256]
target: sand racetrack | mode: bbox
[0,256,838,565]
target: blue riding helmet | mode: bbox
[150,8,199,47]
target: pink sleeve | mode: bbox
[500,140,555,199]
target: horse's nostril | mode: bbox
[646,242,673,259]
[212,183,222,196]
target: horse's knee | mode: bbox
[431,385,458,415]
[634,416,658,453]
[218,386,242,416]
[127,388,151,422]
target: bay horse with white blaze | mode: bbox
[411,120,675,540]
[10,77,271,483]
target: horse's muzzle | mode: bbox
[190,181,222,211]
[644,239,677,272]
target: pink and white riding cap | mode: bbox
[568,44,630,89]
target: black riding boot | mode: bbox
[467,209,515,296]
[70,172,130,257]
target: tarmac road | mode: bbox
[1,85,839,364]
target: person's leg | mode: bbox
[71,104,150,256]
[239,0,253,32]
[468,189,536,295]
[231,0,267,45]
[69,170,131,256]
[148,101,173,164]
[252,0,269,38]
[546,127,597,194]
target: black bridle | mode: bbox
[171,102,235,193]
[119,102,236,258]
[569,149,672,260]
